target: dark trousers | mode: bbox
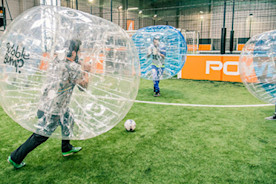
[10,110,74,164]
[152,65,164,93]
[11,133,72,164]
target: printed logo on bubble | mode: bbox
[3,42,30,73]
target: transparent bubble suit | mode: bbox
[132,25,187,80]
[239,30,276,104]
[0,6,140,140]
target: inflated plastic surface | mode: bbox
[0,6,140,140]
[132,25,187,80]
[239,30,276,104]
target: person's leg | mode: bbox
[9,111,59,165]
[10,133,49,164]
[36,110,60,136]
[61,140,72,152]
[152,65,160,96]
[265,104,276,120]
[157,67,164,94]
[154,80,160,97]
[152,65,158,93]
[154,80,159,92]
[153,80,160,97]
[156,67,161,92]
[154,67,163,96]
[60,109,73,152]
[60,109,82,156]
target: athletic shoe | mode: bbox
[154,92,160,97]
[265,114,276,120]
[62,147,82,157]
[7,156,26,169]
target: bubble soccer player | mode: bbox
[7,40,90,169]
[147,36,166,97]
[265,105,276,120]
[132,25,187,97]
[239,29,276,121]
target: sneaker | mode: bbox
[154,92,160,97]
[62,147,82,157]
[7,156,26,169]
[265,114,276,120]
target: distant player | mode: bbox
[147,36,166,97]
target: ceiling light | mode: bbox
[128,7,139,11]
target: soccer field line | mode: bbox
[134,100,275,108]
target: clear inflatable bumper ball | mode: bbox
[132,25,187,80]
[239,30,276,104]
[0,6,140,140]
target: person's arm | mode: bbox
[77,62,91,90]
[160,47,166,59]
[147,46,152,58]
[77,72,89,89]
[160,53,165,59]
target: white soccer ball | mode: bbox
[124,119,136,132]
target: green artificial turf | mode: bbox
[0,79,275,184]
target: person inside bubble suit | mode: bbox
[8,39,91,169]
[147,35,166,97]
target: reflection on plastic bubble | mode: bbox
[239,30,276,104]
[0,6,140,140]
[132,25,187,80]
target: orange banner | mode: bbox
[221,56,240,82]
[237,44,245,51]
[198,44,212,51]
[180,55,250,82]
[127,20,134,31]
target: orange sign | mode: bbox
[180,55,247,82]
[198,44,212,51]
[237,44,245,51]
[127,20,134,31]
[221,56,241,82]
